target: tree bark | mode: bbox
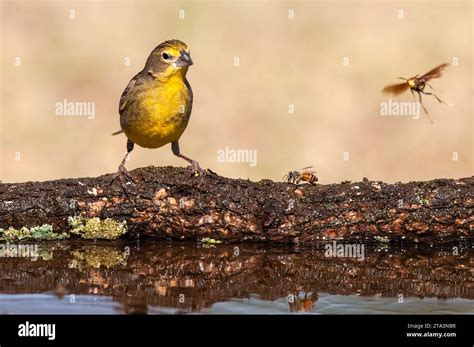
[0,166,472,244]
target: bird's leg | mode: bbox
[417,92,433,124]
[171,141,207,176]
[110,139,135,196]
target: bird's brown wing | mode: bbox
[119,72,142,113]
[420,63,449,81]
[115,71,150,135]
[382,82,410,95]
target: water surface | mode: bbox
[0,240,471,314]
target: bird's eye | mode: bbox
[162,52,170,60]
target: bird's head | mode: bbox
[145,39,193,79]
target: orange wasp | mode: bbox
[382,63,449,123]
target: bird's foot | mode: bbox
[187,161,216,178]
[110,165,135,197]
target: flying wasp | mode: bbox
[382,63,450,123]
[283,166,318,185]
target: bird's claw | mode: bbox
[110,165,135,198]
[187,163,216,178]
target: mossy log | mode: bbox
[0,166,472,244]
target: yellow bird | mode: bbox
[113,39,205,190]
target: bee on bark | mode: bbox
[283,166,318,185]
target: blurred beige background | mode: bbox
[1,0,472,184]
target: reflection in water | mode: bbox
[0,240,471,314]
[289,292,318,313]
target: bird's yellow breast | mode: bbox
[123,74,192,148]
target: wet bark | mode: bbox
[0,166,472,244]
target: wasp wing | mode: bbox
[382,82,410,95]
[420,63,449,81]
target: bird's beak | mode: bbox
[175,50,193,67]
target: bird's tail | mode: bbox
[112,130,124,136]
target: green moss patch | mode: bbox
[0,224,69,241]
[68,216,127,240]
